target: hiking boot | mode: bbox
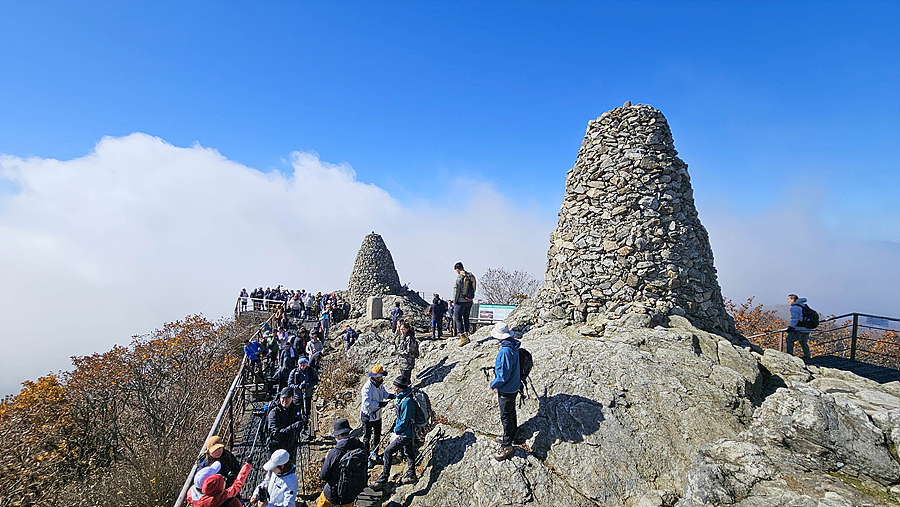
[494,445,515,461]
[368,479,388,490]
[458,334,470,346]
[401,473,418,485]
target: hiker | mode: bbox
[268,387,302,459]
[192,459,252,507]
[251,449,298,507]
[396,320,419,385]
[787,294,813,359]
[244,339,262,373]
[188,462,220,505]
[368,376,418,490]
[278,341,297,372]
[306,332,325,369]
[240,288,249,313]
[430,294,447,339]
[390,302,404,334]
[288,357,319,438]
[196,436,240,488]
[316,419,367,507]
[452,262,476,345]
[489,322,522,461]
[360,365,396,468]
[446,301,456,335]
[320,307,331,339]
[341,324,358,350]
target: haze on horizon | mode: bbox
[1,1,898,396]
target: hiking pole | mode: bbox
[413,427,445,467]
[480,366,493,382]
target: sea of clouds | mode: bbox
[1,133,897,395]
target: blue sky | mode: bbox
[1,1,898,392]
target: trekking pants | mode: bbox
[787,330,811,358]
[454,301,473,335]
[498,391,518,447]
[377,435,416,482]
[360,413,383,457]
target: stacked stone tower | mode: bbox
[533,103,736,336]
[348,232,404,309]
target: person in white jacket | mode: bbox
[250,449,298,507]
[360,364,395,468]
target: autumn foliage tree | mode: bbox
[0,315,243,507]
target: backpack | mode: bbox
[518,348,533,397]
[411,389,435,444]
[462,272,477,300]
[333,446,367,504]
[800,304,820,329]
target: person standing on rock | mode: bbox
[787,294,813,360]
[453,262,476,345]
[316,419,366,507]
[489,322,522,461]
[360,365,396,468]
[446,300,456,335]
[430,294,447,339]
[368,376,418,490]
[390,302,404,335]
[396,320,419,385]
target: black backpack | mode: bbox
[518,348,533,397]
[800,304,820,329]
[463,273,476,300]
[334,446,367,504]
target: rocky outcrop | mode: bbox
[531,104,735,337]
[348,233,404,309]
[334,105,900,505]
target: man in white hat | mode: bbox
[489,322,523,461]
[251,449,298,507]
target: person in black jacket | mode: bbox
[268,387,302,460]
[316,418,366,507]
[430,294,447,339]
[288,357,319,438]
[195,435,240,488]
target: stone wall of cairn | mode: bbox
[532,103,736,336]
[347,232,404,309]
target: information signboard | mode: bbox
[478,304,517,323]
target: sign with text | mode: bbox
[478,304,517,323]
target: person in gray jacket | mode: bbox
[396,320,419,385]
[787,294,812,359]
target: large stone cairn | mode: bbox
[347,232,404,309]
[533,103,736,336]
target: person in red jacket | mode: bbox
[194,461,252,507]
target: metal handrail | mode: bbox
[173,354,248,507]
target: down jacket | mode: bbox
[194,462,251,507]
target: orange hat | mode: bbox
[205,436,225,454]
[368,365,385,378]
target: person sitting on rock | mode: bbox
[360,364,395,468]
[489,322,523,461]
[341,324,358,350]
[396,320,419,385]
[369,376,418,489]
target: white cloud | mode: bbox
[0,134,553,395]
[702,197,900,318]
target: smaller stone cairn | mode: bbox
[532,103,737,337]
[347,232,404,310]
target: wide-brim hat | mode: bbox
[368,365,385,378]
[263,449,290,471]
[332,418,352,437]
[490,322,513,340]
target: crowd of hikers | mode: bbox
[189,262,533,506]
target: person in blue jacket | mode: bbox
[489,322,521,461]
[787,294,813,359]
[369,376,418,489]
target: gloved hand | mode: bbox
[288,421,303,431]
[378,401,388,408]
[389,432,401,445]
[787,327,795,333]
[387,393,396,400]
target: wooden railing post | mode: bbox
[850,314,859,361]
